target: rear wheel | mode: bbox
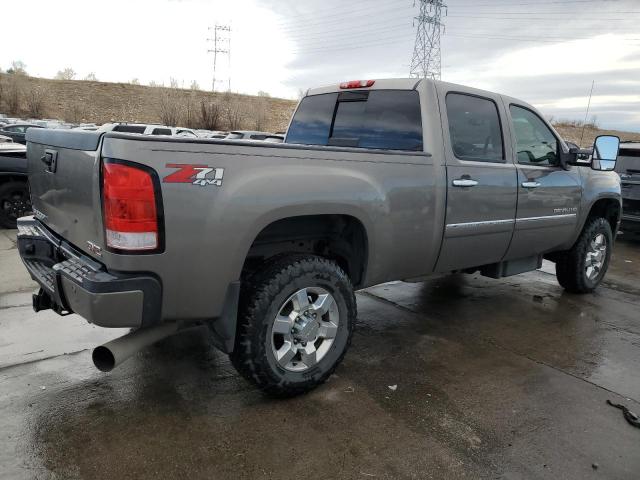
[555,217,612,293]
[231,255,356,397]
[0,181,31,229]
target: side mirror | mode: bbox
[591,135,619,171]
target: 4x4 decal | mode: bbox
[163,164,224,187]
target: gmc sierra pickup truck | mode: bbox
[17,78,621,396]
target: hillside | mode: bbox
[553,123,640,148]
[0,73,297,132]
[2,73,639,145]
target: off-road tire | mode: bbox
[0,181,31,229]
[555,217,613,293]
[231,254,356,397]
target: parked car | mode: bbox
[225,130,277,140]
[18,78,621,396]
[195,129,227,139]
[99,123,197,137]
[0,137,29,228]
[0,123,44,144]
[615,141,640,232]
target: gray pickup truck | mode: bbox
[17,78,621,396]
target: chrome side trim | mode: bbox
[446,219,514,229]
[445,218,515,238]
[516,213,577,223]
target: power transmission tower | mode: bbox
[410,0,446,80]
[207,24,231,92]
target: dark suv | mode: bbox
[0,123,43,145]
[616,142,640,231]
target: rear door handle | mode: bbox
[452,179,478,187]
[522,181,541,188]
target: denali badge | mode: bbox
[553,207,578,214]
[163,164,224,187]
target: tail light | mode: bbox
[102,161,161,251]
[339,80,375,89]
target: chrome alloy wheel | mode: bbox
[585,233,607,281]
[270,287,339,372]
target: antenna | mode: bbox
[207,24,231,92]
[580,80,595,147]
[410,0,447,80]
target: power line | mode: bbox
[207,24,231,92]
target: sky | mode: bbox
[2,0,640,131]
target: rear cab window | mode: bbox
[445,93,504,163]
[286,90,423,152]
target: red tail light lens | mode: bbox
[102,161,159,251]
[339,80,375,89]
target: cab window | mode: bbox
[445,93,504,163]
[510,105,559,166]
[286,90,423,152]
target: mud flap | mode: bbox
[208,281,240,353]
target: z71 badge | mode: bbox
[163,164,224,187]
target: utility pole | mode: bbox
[207,24,231,92]
[410,0,446,80]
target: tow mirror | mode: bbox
[591,135,619,171]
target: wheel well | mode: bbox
[587,198,620,234]
[242,215,368,287]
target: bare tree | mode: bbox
[190,80,200,91]
[84,72,98,81]
[223,93,245,130]
[252,96,269,131]
[149,80,162,87]
[130,78,140,85]
[64,101,86,123]
[199,99,223,130]
[169,77,179,89]
[55,68,76,80]
[6,75,22,114]
[7,60,27,75]
[25,85,48,117]
[158,87,180,126]
[183,92,198,128]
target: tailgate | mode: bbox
[26,128,104,256]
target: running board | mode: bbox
[479,255,543,279]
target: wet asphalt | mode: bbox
[1,228,639,479]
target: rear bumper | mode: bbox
[17,216,162,328]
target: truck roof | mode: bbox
[306,78,423,96]
[305,77,538,111]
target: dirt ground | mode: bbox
[1,228,639,479]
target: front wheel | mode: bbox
[231,255,356,397]
[555,217,613,293]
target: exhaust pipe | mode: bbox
[92,322,181,372]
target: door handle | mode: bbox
[522,181,541,188]
[41,149,58,173]
[452,178,478,187]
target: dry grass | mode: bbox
[0,73,296,132]
[553,123,640,148]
